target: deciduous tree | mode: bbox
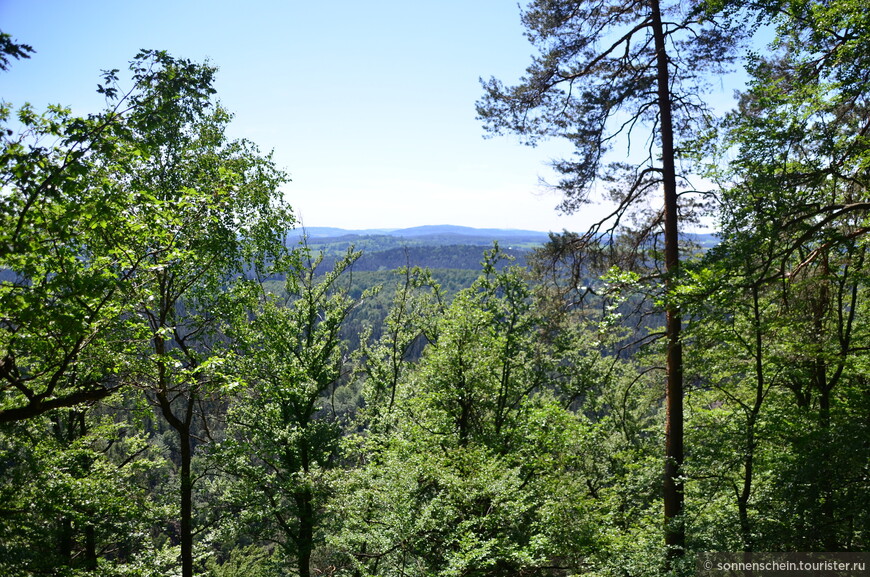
[106,50,293,577]
[219,248,360,577]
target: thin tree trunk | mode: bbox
[738,284,766,552]
[650,0,685,561]
[155,328,196,577]
[738,288,759,551]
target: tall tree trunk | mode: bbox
[54,411,83,568]
[179,427,194,577]
[295,489,314,577]
[650,0,685,561]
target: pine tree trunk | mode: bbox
[649,0,685,561]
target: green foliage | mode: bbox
[0,405,174,576]
[308,239,536,272]
[331,249,622,576]
[0,95,141,423]
[680,231,870,552]
[206,545,284,577]
[684,0,870,553]
[353,265,446,423]
[104,49,294,577]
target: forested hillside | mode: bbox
[2,2,869,576]
[310,242,533,272]
[294,230,543,350]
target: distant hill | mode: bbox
[292,225,716,246]
[296,227,399,238]
[284,226,547,272]
[292,225,551,245]
[384,225,549,240]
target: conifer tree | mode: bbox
[478,0,747,560]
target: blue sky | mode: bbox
[0,1,740,232]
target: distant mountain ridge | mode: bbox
[290,225,718,249]
[294,225,551,241]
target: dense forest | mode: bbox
[1,1,869,576]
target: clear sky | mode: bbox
[0,1,738,232]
